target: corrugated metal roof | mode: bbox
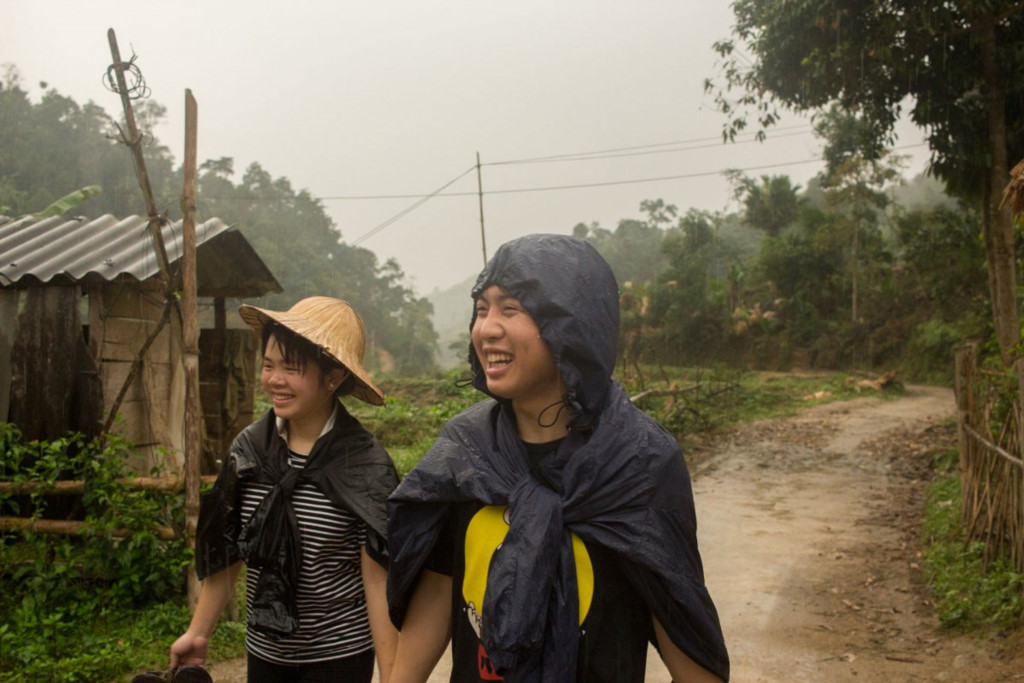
[0,214,281,297]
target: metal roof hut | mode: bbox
[0,213,281,476]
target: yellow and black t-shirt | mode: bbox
[424,440,654,682]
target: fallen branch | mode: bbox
[850,370,899,392]
[630,381,739,403]
[630,384,703,402]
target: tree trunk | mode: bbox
[979,18,1018,365]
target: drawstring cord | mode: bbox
[538,396,572,428]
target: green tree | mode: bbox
[0,68,439,371]
[190,160,439,372]
[707,0,1024,364]
[894,206,988,324]
[0,67,174,218]
[728,172,804,237]
[648,209,727,362]
[575,200,673,286]
[816,107,905,322]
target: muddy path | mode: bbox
[203,384,1024,682]
[695,384,1022,682]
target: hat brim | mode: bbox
[238,303,385,406]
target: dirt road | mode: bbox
[203,384,1024,682]
[695,384,1021,682]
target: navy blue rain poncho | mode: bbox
[386,234,729,681]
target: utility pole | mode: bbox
[181,89,202,610]
[106,28,173,291]
[476,151,487,266]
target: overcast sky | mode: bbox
[2,1,930,296]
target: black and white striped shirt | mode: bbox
[239,417,373,664]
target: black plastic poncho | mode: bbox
[387,234,729,681]
[196,405,398,638]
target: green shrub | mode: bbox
[921,472,1024,631]
[0,423,192,681]
[348,370,481,476]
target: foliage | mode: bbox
[345,370,481,476]
[573,199,673,286]
[33,184,103,219]
[921,473,1024,631]
[629,368,864,441]
[353,369,866,469]
[175,159,440,374]
[566,161,989,380]
[0,66,440,372]
[893,205,990,323]
[182,160,440,374]
[644,209,736,364]
[727,172,804,237]
[0,67,166,218]
[706,0,1024,197]
[706,0,1024,363]
[0,424,195,681]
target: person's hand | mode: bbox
[170,631,210,669]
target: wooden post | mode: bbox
[1016,356,1024,571]
[106,28,173,292]
[182,89,202,611]
[476,151,487,267]
[955,343,976,524]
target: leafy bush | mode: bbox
[921,472,1024,631]
[902,319,966,384]
[347,370,481,476]
[0,423,192,681]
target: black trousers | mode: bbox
[246,649,375,683]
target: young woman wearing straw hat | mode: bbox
[170,296,400,683]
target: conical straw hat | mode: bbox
[238,296,384,406]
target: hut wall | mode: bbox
[0,289,17,424]
[199,327,258,473]
[5,286,102,443]
[94,284,185,474]
[2,282,260,477]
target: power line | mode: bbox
[343,140,929,245]
[317,127,819,201]
[484,157,825,195]
[483,142,929,195]
[485,124,816,166]
[349,166,476,247]
[322,141,928,203]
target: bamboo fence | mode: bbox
[955,343,1024,571]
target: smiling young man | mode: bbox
[386,235,730,682]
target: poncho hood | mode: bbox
[469,233,620,427]
[388,233,729,681]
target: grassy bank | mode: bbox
[920,449,1024,632]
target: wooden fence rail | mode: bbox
[0,474,216,496]
[962,425,1024,470]
[0,474,216,543]
[0,516,178,540]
